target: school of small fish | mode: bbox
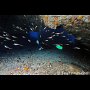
[0,24,89,52]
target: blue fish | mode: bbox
[28,31,43,50]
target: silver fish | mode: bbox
[4,45,12,49]
[62,36,66,37]
[12,40,16,42]
[3,34,6,36]
[74,47,80,50]
[61,31,64,34]
[65,44,69,45]
[28,40,31,43]
[44,27,46,29]
[20,44,23,46]
[13,43,20,46]
[52,32,55,34]
[24,15,26,17]
[40,35,41,38]
[13,43,23,46]
[5,34,9,36]
[45,40,48,41]
[31,23,34,25]
[35,26,37,29]
[3,31,7,34]
[5,37,11,40]
[0,36,4,38]
[12,36,17,38]
[30,28,33,31]
[22,36,26,38]
[16,26,19,29]
[26,31,28,34]
[85,48,89,51]
[20,28,23,30]
[55,33,60,35]
[59,44,63,46]
[36,40,39,45]
[52,35,55,37]
[48,36,53,39]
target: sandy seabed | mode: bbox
[0,48,90,75]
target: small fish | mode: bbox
[36,40,39,45]
[6,34,9,36]
[67,39,69,40]
[5,37,11,40]
[12,36,17,38]
[48,36,53,39]
[20,28,23,30]
[59,44,63,46]
[61,31,64,34]
[12,40,16,42]
[0,36,4,38]
[3,31,7,34]
[40,35,41,38]
[13,43,20,46]
[4,45,12,49]
[35,26,37,28]
[16,26,19,29]
[45,40,48,41]
[85,48,89,51]
[55,33,60,35]
[24,15,26,17]
[22,36,26,38]
[52,32,55,34]
[74,47,80,50]
[52,35,55,37]
[28,40,31,43]
[31,23,34,25]
[20,44,23,46]
[62,36,66,37]
[26,31,28,34]
[13,43,23,46]
[30,28,33,31]
[44,27,46,29]
[3,34,6,36]
[65,44,70,45]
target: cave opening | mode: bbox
[0,15,90,75]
